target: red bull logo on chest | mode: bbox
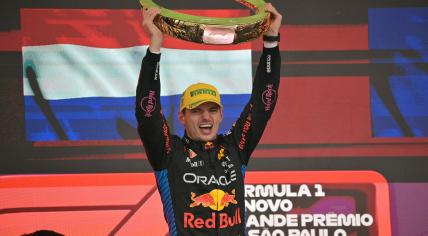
[190,189,237,211]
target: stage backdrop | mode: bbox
[1,0,428,235]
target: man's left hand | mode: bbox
[264,3,283,36]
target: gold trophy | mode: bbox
[139,0,270,44]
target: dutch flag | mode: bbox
[22,9,253,141]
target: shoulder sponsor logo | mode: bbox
[140,90,156,117]
[239,111,252,150]
[154,62,159,81]
[224,127,233,136]
[188,149,197,159]
[218,146,225,160]
[185,149,204,167]
[262,84,277,112]
[266,54,271,73]
[186,157,205,168]
[218,147,235,175]
[162,120,171,154]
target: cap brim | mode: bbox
[185,99,222,110]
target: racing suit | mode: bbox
[135,45,280,236]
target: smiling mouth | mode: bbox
[199,124,213,133]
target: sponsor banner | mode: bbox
[0,171,391,235]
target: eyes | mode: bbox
[190,106,220,114]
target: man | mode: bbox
[136,3,282,235]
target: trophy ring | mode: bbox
[139,0,270,44]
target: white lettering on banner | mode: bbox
[245,199,293,213]
[244,184,375,236]
[246,214,298,227]
[314,184,326,197]
[248,229,285,236]
[300,213,374,227]
[183,173,236,186]
[333,229,347,236]
[245,184,325,198]
[288,229,330,236]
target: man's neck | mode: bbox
[183,133,218,150]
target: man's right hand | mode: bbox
[142,7,163,53]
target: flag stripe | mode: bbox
[21,9,251,50]
[25,94,250,141]
[23,44,252,99]
[21,9,368,51]
[252,25,368,51]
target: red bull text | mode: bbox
[184,208,241,229]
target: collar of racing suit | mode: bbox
[182,133,225,169]
[182,133,221,151]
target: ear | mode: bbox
[220,108,224,122]
[178,110,185,125]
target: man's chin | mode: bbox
[198,134,216,142]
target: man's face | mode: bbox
[178,102,223,142]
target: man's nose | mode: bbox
[201,110,211,119]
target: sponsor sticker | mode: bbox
[140,90,156,117]
[262,84,277,112]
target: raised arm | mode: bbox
[142,7,163,53]
[227,3,282,165]
[135,8,173,170]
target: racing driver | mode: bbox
[136,3,282,235]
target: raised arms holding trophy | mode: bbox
[136,3,282,235]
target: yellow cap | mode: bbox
[180,83,222,111]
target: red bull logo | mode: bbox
[217,147,225,160]
[184,208,241,229]
[204,141,214,150]
[190,189,237,211]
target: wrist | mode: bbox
[263,33,280,42]
[264,29,279,37]
[150,35,163,51]
[263,41,278,48]
[151,33,163,43]
[264,33,279,37]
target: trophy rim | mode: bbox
[139,0,269,26]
